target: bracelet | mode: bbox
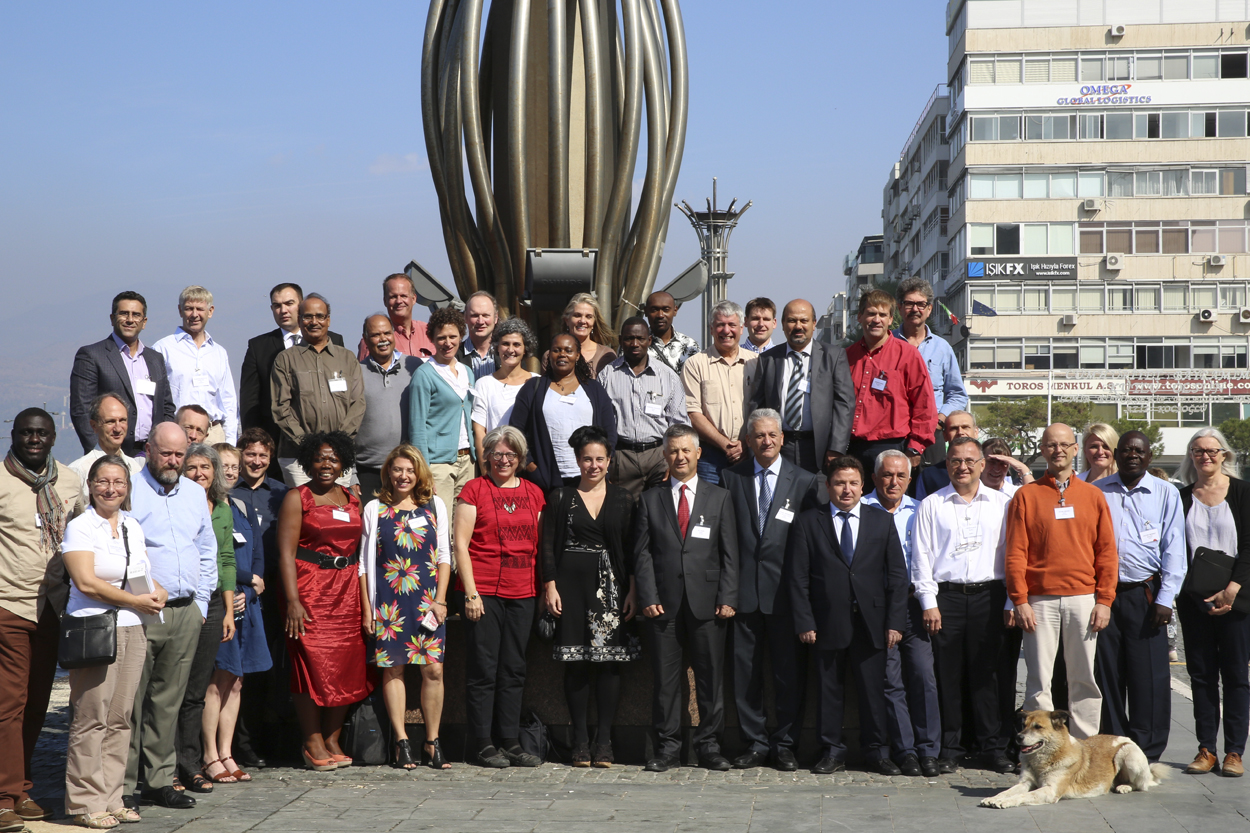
[432,600,447,606]
[467,593,480,601]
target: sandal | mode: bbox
[571,743,591,767]
[302,749,336,772]
[185,771,214,793]
[202,759,236,784]
[77,812,119,829]
[423,738,451,770]
[329,753,353,769]
[392,738,417,770]
[108,807,142,824]
[221,755,252,782]
[171,776,185,792]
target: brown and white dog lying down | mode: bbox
[981,710,1168,808]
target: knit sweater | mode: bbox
[1004,471,1118,607]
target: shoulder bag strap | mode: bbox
[120,521,134,592]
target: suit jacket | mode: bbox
[747,340,854,462]
[721,458,824,615]
[787,501,908,651]
[632,479,739,622]
[69,335,175,454]
[239,328,344,440]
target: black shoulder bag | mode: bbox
[58,522,134,669]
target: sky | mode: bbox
[0,0,948,457]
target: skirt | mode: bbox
[553,547,640,662]
[285,561,373,707]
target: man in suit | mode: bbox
[789,456,908,774]
[721,408,823,771]
[747,299,854,475]
[633,423,739,772]
[70,291,175,456]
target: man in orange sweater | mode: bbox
[1005,423,1118,739]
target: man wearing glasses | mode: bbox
[1005,423,1119,741]
[894,279,968,469]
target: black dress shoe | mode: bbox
[141,786,196,809]
[234,748,267,769]
[898,753,923,777]
[701,751,731,772]
[919,756,941,777]
[811,756,846,775]
[772,748,799,772]
[873,757,903,776]
[733,750,768,769]
[503,747,542,767]
[645,753,680,772]
[121,795,140,813]
[474,747,511,768]
[937,758,958,774]
[985,753,1017,774]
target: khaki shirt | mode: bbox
[270,342,367,457]
[0,461,83,621]
[681,346,758,442]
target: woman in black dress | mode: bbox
[541,426,639,767]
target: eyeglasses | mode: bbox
[1191,448,1226,459]
[489,451,519,461]
[91,479,128,490]
[113,312,145,321]
[300,313,329,322]
[901,301,930,310]
[1041,442,1078,453]
[948,458,984,469]
[220,464,240,474]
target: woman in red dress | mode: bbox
[276,431,372,770]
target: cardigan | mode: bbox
[540,484,636,585]
[407,359,476,464]
[1180,476,1250,588]
[508,376,619,494]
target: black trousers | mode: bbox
[780,433,819,475]
[847,437,907,483]
[932,582,1006,758]
[732,608,808,754]
[814,609,890,761]
[646,598,727,758]
[1094,584,1171,762]
[176,591,224,779]
[464,595,535,741]
[1178,595,1250,756]
[998,624,1024,747]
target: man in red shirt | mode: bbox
[845,290,937,478]
[356,273,435,361]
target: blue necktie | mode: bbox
[838,511,854,564]
[757,469,772,535]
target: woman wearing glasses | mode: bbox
[1175,428,1250,777]
[454,426,546,767]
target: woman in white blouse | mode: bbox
[472,318,539,465]
[62,456,166,829]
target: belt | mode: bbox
[617,438,663,453]
[938,580,1001,595]
[457,448,471,457]
[784,430,814,439]
[165,596,194,608]
[296,547,359,570]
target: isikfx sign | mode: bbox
[967,258,1078,280]
[1056,84,1152,106]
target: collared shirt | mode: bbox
[356,317,435,362]
[893,327,969,418]
[111,333,155,442]
[281,329,302,350]
[62,508,153,627]
[912,483,1013,612]
[356,352,418,468]
[671,474,700,514]
[271,341,368,457]
[153,328,239,443]
[68,447,144,504]
[780,342,814,431]
[650,329,700,374]
[429,358,472,450]
[681,346,757,442]
[128,467,218,617]
[597,357,689,443]
[845,335,937,453]
[829,501,861,556]
[862,490,919,571]
[1098,472,1187,607]
[459,340,497,380]
[740,337,775,355]
[231,477,288,560]
[0,461,83,621]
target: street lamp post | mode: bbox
[676,177,751,337]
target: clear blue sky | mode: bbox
[0,0,947,450]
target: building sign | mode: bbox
[967,258,1078,280]
[1056,85,1152,106]
[1127,377,1250,397]
[967,376,1126,397]
[967,372,1250,399]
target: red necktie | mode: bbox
[678,484,690,538]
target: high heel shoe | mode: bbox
[302,749,336,772]
[423,738,451,769]
[392,739,417,770]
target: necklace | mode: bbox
[551,376,577,395]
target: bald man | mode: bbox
[356,313,419,499]
[646,291,700,373]
[745,299,854,474]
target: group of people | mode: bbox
[0,273,1246,829]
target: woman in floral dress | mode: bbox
[359,445,452,769]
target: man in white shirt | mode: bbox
[153,285,238,445]
[740,298,777,354]
[912,436,1015,775]
[68,393,143,502]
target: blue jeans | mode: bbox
[697,444,729,485]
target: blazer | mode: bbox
[1180,476,1250,587]
[70,334,175,454]
[720,458,824,615]
[408,360,476,465]
[631,479,738,622]
[239,328,344,439]
[747,340,855,462]
[540,484,637,585]
[508,375,619,494]
[787,501,908,651]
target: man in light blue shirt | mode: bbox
[153,285,239,445]
[1095,430,1186,763]
[124,422,218,810]
[893,278,968,466]
[863,449,940,777]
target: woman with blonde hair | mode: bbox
[359,444,452,769]
[550,292,617,375]
[1077,422,1119,483]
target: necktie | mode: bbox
[678,484,690,538]
[757,469,772,535]
[784,351,804,431]
[838,511,854,564]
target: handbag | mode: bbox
[535,610,557,642]
[58,523,133,669]
[342,692,389,765]
[1184,546,1250,614]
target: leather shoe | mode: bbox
[1185,747,1219,774]
[700,751,731,771]
[474,747,510,768]
[502,747,542,767]
[234,747,267,769]
[919,756,941,778]
[898,754,922,777]
[1222,752,1244,777]
[733,750,768,769]
[0,810,24,833]
[985,753,1016,774]
[15,798,48,821]
[645,753,680,772]
[772,747,799,772]
[937,758,958,774]
[873,757,903,776]
[140,786,196,809]
[811,756,846,775]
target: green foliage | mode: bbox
[841,277,905,346]
[1218,418,1250,465]
[976,397,1094,465]
[1108,418,1165,460]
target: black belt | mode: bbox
[165,596,194,609]
[784,430,814,440]
[617,438,663,453]
[297,547,359,570]
[938,580,1001,595]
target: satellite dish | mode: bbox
[660,259,709,304]
[404,260,462,313]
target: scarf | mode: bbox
[4,450,66,556]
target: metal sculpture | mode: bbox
[675,177,751,340]
[421,0,688,327]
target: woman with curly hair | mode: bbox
[358,444,452,769]
[542,292,617,376]
[276,431,372,770]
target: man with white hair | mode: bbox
[153,285,238,445]
[682,300,758,485]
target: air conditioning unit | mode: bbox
[1209,254,1228,267]
[1105,253,1125,271]
[1238,307,1250,324]
[1111,24,1127,37]
[1199,308,1218,323]
[1061,313,1079,326]
[1082,198,1099,212]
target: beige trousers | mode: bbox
[1022,593,1102,739]
[430,454,474,517]
[205,423,227,446]
[65,624,147,815]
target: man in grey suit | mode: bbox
[721,408,823,771]
[70,291,175,456]
[747,299,854,475]
[633,424,739,772]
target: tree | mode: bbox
[977,397,1093,466]
[1218,418,1250,466]
[841,277,904,346]
[1109,418,1165,460]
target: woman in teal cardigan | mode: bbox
[408,306,477,515]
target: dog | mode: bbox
[980,709,1168,808]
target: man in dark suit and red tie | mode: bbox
[788,456,909,775]
[633,423,739,773]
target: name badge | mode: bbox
[774,508,795,524]
[798,380,810,393]
[233,531,247,544]
[328,377,348,393]
[1140,527,1160,544]
[691,525,712,539]
[192,372,212,388]
[34,514,42,528]
[644,402,664,417]
[871,376,887,392]
[1055,506,1075,520]
[409,515,428,530]
[135,378,157,396]
[332,509,350,522]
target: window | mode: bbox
[970,224,994,255]
[997,59,1021,84]
[997,287,1021,313]
[1218,110,1247,138]
[995,174,1022,199]
[970,345,994,369]
[1136,286,1160,311]
[1163,54,1189,79]
[996,223,1020,255]
[1051,58,1077,82]
[1222,52,1249,79]
[1193,112,1218,138]
[1052,287,1076,312]
[1192,54,1219,80]
[1135,112,1161,139]
[1109,171,1134,197]
[1025,60,1049,83]
[1137,56,1163,80]
[970,174,995,199]
[1192,170,1218,195]
[1080,114,1103,139]
[1192,224,1218,253]
[1080,342,1106,369]
[1108,56,1131,81]
[1107,287,1132,311]
[1136,171,1162,196]
[1136,228,1160,253]
[1221,168,1247,195]
[1053,343,1078,369]
[1161,112,1189,138]
[996,344,1022,369]
[1081,58,1104,81]
[1077,172,1103,197]
[1220,223,1247,253]
[1193,284,1218,309]
[1080,228,1104,254]
[1024,287,1047,312]
[1108,341,1134,368]
[1162,169,1188,196]
[1079,288,1103,313]
[1225,343,1248,369]
[970,61,995,84]
[971,116,998,141]
[1106,227,1132,254]
[1024,341,1050,370]
[1024,173,1049,198]
[1162,285,1188,311]
[1022,224,1048,254]
[1220,285,1246,310]
[1051,171,1077,198]
[1106,113,1133,141]
[999,115,1021,141]
[1162,227,1188,254]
